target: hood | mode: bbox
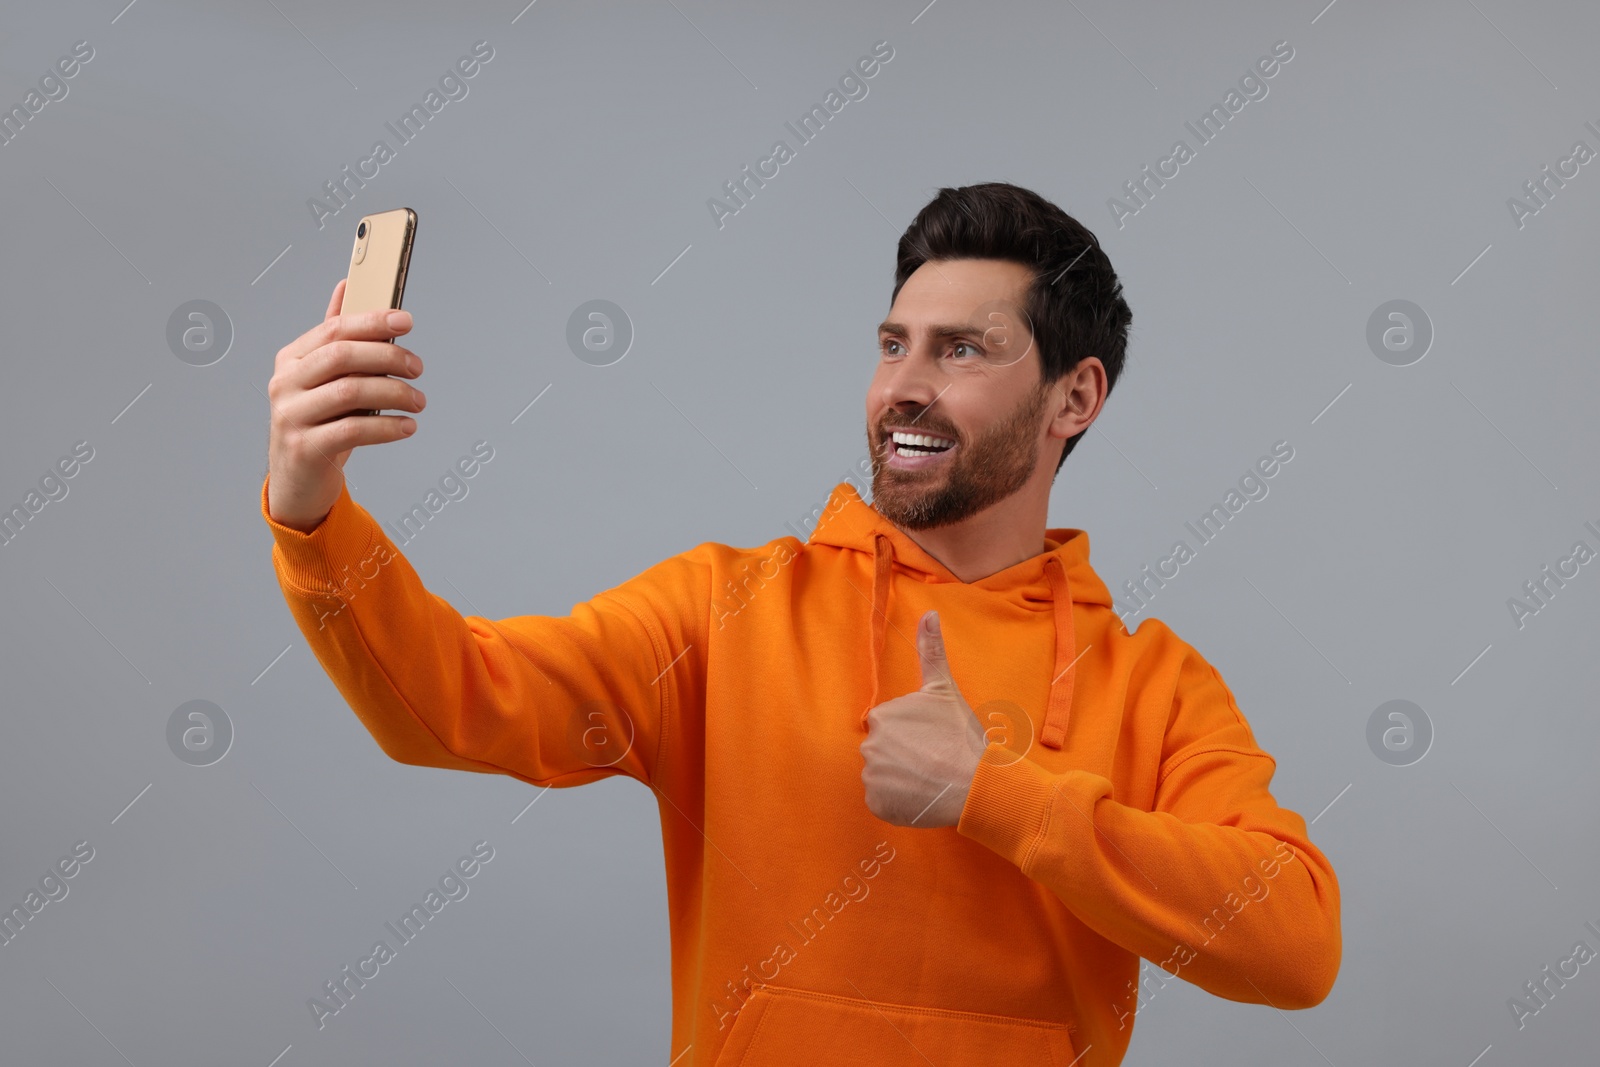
[807,481,1113,750]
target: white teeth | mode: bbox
[891,428,955,460]
[890,431,955,450]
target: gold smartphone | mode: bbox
[340,207,417,417]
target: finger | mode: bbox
[300,339,421,390]
[298,412,419,454]
[918,610,951,692]
[300,368,425,426]
[282,307,412,362]
[324,278,347,322]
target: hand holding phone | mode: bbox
[340,208,417,417]
[264,209,425,532]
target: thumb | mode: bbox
[918,610,952,692]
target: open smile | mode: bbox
[885,429,958,470]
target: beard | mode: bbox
[868,380,1052,531]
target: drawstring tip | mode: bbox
[1039,720,1065,749]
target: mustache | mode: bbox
[878,419,958,441]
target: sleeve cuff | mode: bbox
[956,745,1060,866]
[259,473,380,596]
[957,747,1120,872]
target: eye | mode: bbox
[950,342,979,359]
[880,339,905,357]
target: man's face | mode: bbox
[866,258,1058,530]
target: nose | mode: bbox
[876,349,949,423]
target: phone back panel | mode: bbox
[342,208,416,317]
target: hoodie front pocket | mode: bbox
[711,983,1080,1066]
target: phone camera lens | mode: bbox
[357,221,368,238]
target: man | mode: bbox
[262,182,1340,1065]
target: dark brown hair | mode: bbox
[891,183,1132,474]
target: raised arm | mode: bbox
[261,281,707,788]
[262,475,709,788]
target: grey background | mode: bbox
[1,0,1596,1063]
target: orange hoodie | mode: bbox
[261,473,1340,1066]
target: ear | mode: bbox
[1050,358,1107,440]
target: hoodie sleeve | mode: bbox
[955,635,1341,1010]
[260,473,707,789]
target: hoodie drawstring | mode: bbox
[858,532,1077,750]
[1039,554,1076,750]
[860,533,894,731]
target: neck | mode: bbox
[892,483,1052,583]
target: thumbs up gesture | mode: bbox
[860,611,989,828]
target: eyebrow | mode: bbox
[876,321,986,341]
